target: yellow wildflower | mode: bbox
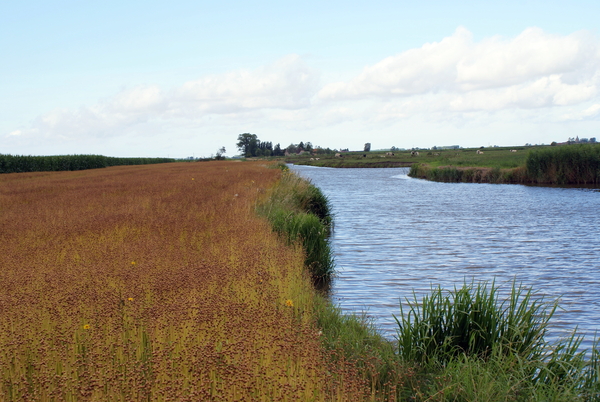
[285,299,294,307]
[127,297,134,301]
[131,261,136,266]
[83,324,90,330]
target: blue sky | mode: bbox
[2,1,600,157]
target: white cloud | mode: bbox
[6,29,600,155]
[318,27,600,115]
[561,103,600,121]
[9,55,319,143]
[173,54,319,115]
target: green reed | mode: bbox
[257,167,334,278]
[394,281,557,364]
[526,144,600,185]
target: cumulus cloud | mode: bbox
[6,29,600,153]
[7,55,319,142]
[319,27,600,114]
[172,54,319,115]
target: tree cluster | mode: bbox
[236,134,336,157]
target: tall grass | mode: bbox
[257,166,334,278]
[526,144,600,184]
[409,163,530,184]
[393,281,600,400]
[0,153,176,173]
[394,281,556,364]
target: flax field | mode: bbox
[0,162,370,401]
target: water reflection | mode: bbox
[291,165,600,348]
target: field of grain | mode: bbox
[0,161,368,401]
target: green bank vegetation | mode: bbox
[281,144,600,186]
[257,163,334,279]
[261,166,600,400]
[0,154,177,173]
[527,145,600,185]
[284,146,528,169]
[408,144,600,186]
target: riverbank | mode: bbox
[284,144,600,186]
[288,163,600,401]
[2,161,598,400]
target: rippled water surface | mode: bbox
[291,165,600,346]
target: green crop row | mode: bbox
[0,154,177,173]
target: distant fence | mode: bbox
[0,154,177,174]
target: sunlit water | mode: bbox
[290,165,600,348]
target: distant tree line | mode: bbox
[0,154,176,174]
[236,133,336,157]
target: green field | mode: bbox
[285,146,529,169]
[284,144,600,186]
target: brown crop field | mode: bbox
[0,161,369,401]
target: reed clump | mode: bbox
[393,281,600,400]
[526,144,600,185]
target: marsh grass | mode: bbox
[527,144,600,185]
[257,167,334,278]
[393,281,600,401]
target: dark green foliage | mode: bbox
[0,154,176,174]
[258,170,334,278]
[266,208,334,278]
[394,281,600,399]
[526,144,600,184]
[394,281,556,365]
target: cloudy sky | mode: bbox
[2,0,600,157]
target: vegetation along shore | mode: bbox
[283,143,600,186]
[2,159,600,400]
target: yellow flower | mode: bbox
[131,261,136,266]
[285,299,294,307]
[127,297,134,301]
[83,324,90,330]
[192,178,195,180]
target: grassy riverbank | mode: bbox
[408,144,600,186]
[262,164,600,401]
[284,144,600,186]
[2,161,598,400]
[285,146,528,169]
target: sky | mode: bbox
[2,1,600,158]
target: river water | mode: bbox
[290,165,600,347]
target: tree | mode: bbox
[236,133,258,157]
[215,146,226,160]
[364,143,371,152]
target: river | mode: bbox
[290,165,600,347]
